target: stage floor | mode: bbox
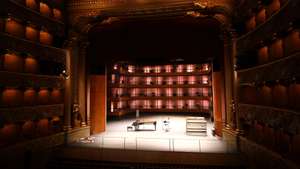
[72,115,237,153]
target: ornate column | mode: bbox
[78,39,89,127]
[68,35,80,128]
[67,14,95,128]
[228,30,243,134]
[63,38,77,131]
[63,32,89,129]
[232,36,243,134]
[86,74,91,126]
[222,29,237,130]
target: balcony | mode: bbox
[237,0,299,54]
[112,108,210,113]
[238,103,299,135]
[113,95,211,100]
[0,71,64,88]
[111,82,211,88]
[0,33,65,64]
[0,104,63,122]
[238,51,300,84]
[0,0,64,36]
[118,69,211,76]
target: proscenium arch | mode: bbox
[69,2,235,67]
[67,1,238,133]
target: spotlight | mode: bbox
[60,70,70,80]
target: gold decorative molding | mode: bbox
[67,0,235,29]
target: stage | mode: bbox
[72,115,237,153]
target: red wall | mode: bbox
[240,86,257,104]
[288,84,300,110]
[26,0,38,10]
[36,119,49,136]
[22,121,35,138]
[23,88,36,105]
[257,86,272,106]
[25,26,39,42]
[53,8,63,20]
[245,16,256,32]
[40,2,51,17]
[0,124,19,145]
[266,0,281,16]
[269,39,283,60]
[256,9,266,25]
[24,56,39,73]
[1,88,23,106]
[50,89,62,104]
[90,75,106,134]
[5,18,24,38]
[272,84,288,108]
[212,72,225,136]
[284,30,300,56]
[3,53,23,72]
[258,46,269,64]
[40,30,53,45]
[37,88,50,104]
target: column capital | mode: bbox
[79,40,90,49]
[63,37,77,48]
[220,27,237,44]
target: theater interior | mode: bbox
[0,0,300,169]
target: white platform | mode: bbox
[73,115,237,153]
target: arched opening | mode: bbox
[84,15,229,152]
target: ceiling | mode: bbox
[87,16,223,73]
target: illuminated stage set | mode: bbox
[74,63,236,153]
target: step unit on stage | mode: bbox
[186,117,207,136]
